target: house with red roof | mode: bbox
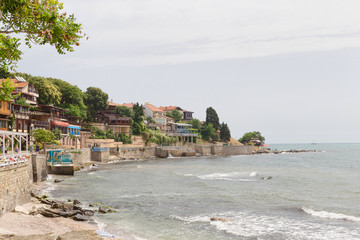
[144,104,167,125]
[0,77,39,105]
[159,105,194,121]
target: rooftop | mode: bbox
[145,104,164,113]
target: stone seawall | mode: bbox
[0,161,32,215]
[110,147,156,160]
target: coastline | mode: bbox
[0,179,123,240]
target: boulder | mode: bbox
[63,202,74,211]
[98,206,108,213]
[73,199,81,205]
[54,179,63,183]
[72,214,90,222]
[210,217,228,222]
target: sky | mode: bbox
[12,0,360,143]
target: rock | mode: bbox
[88,204,94,207]
[210,217,228,222]
[72,213,90,221]
[73,199,81,205]
[37,208,61,218]
[98,206,108,213]
[83,210,95,216]
[14,205,30,215]
[63,202,74,211]
[262,176,273,180]
[54,179,63,183]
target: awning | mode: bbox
[51,120,69,127]
[69,125,81,130]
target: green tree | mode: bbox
[0,78,17,101]
[220,122,231,142]
[201,123,217,141]
[132,103,146,135]
[51,128,62,140]
[14,97,30,106]
[32,128,55,144]
[0,0,85,72]
[166,109,182,122]
[238,131,265,144]
[115,105,133,117]
[190,118,202,130]
[85,87,108,121]
[0,69,10,79]
[27,76,61,105]
[205,107,220,130]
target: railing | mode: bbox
[92,147,109,152]
[31,120,49,126]
[0,153,31,167]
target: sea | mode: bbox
[47,143,360,240]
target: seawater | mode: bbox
[49,143,360,240]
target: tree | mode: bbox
[115,106,133,117]
[201,123,217,141]
[189,118,202,130]
[27,76,61,105]
[0,69,10,79]
[32,128,55,144]
[0,0,86,72]
[166,109,182,122]
[131,103,146,135]
[220,122,231,142]
[51,128,62,140]
[85,87,108,121]
[238,131,265,144]
[14,97,30,106]
[0,78,17,101]
[205,107,220,130]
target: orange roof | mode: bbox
[145,104,164,112]
[108,102,134,108]
[159,106,182,111]
[0,79,28,88]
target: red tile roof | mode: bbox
[145,104,164,112]
[0,79,28,88]
[108,102,134,108]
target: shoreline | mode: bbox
[0,179,123,240]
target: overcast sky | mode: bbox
[14,0,360,143]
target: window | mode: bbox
[0,121,3,128]
[7,103,10,110]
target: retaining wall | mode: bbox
[69,148,91,168]
[0,161,32,215]
[31,155,47,182]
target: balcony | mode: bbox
[31,120,49,127]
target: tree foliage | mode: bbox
[0,78,17,101]
[115,105,133,117]
[131,103,146,135]
[85,87,108,121]
[32,128,55,144]
[27,76,61,105]
[238,131,265,144]
[51,128,62,140]
[201,123,217,141]
[220,122,231,142]
[189,118,201,130]
[0,0,86,72]
[14,97,30,106]
[205,107,220,130]
[166,109,182,122]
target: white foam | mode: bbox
[196,172,255,182]
[302,207,360,223]
[172,211,360,239]
[250,172,258,177]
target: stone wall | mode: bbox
[69,148,91,168]
[111,147,156,159]
[91,150,110,162]
[31,155,47,183]
[0,161,32,215]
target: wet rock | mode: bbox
[262,176,273,180]
[63,202,74,211]
[98,206,108,213]
[210,217,228,222]
[72,214,90,221]
[54,179,63,183]
[83,210,95,216]
[73,199,81,205]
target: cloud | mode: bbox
[24,0,360,68]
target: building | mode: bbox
[107,101,135,112]
[0,77,39,105]
[97,112,131,135]
[166,123,198,143]
[12,103,30,133]
[159,105,193,121]
[0,101,12,131]
[144,104,167,125]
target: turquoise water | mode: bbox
[49,143,360,239]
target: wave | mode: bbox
[301,207,360,223]
[171,211,360,239]
[186,172,256,182]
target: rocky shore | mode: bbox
[0,187,122,240]
[253,148,319,154]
